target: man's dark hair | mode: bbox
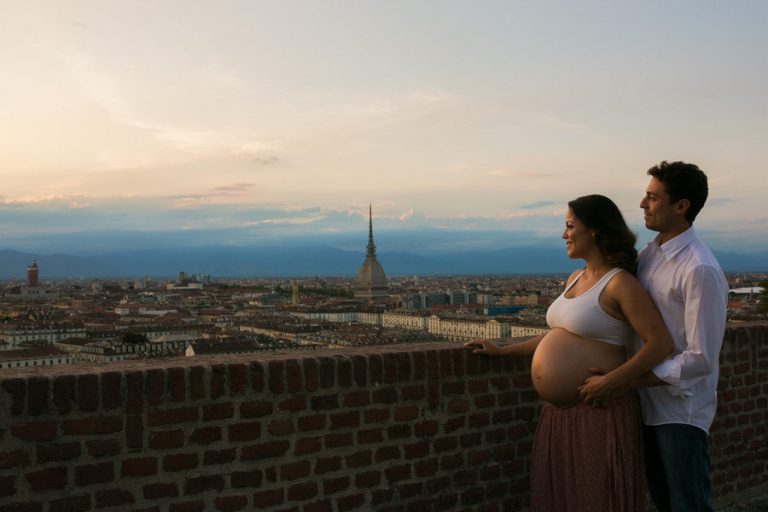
[647,161,709,224]
[568,194,638,274]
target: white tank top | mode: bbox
[545,267,633,346]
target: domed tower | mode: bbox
[26,259,39,287]
[354,205,389,303]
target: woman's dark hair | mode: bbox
[647,160,708,224]
[568,194,638,274]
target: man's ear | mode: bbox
[675,198,691,216]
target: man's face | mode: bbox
[640,177,679,233]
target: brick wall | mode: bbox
[0,324,766,512]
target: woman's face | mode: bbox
[562,209,594,259]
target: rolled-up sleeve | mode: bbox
[651,264,728,393]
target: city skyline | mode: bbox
[2,1,767,255]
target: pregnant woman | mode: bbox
[466,194,673,512]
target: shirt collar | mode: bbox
[653,226,697,260]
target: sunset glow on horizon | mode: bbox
[1,1,767,254]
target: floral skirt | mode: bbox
[531,394,646,512]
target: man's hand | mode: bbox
[578,367,628,406]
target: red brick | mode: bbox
[203,402,235,421]
[204,448,236,465]
[268,360,285,393]
[368,354,383,384]
[342,390,370,407]
[241,441,290,461]
[363,408,390,424]
[323,475,350,495]
[148,406,198,426]
[228,364,247,395]
[253,489,284,508]
[375,446,400,463]
[311,394,338,411]
[184,475,225,495]
[27,378,49,416]
[146,369,165,405]
[336,356,352,386]
[126,371,144,413]
[402,384,425,401]
[190,426,221,445]
[190,366,206,400]
[346,450,372,468]
[0,476,16,497]
[278,395,307,412]
[351,354,367,386]
[287,481,318,501]
[240,400,273,418]
[228,421,261,442]
[337,493,365,511]
[0,449,30,469]
[315,456,342,474]
[249,361,266,392]
[286,359,303,393]
[49,494,90,512]
[330,411,359,430]
[95,488,135,508]
[149,429,184,449]
[298,414,326,432]
[77,374,99,411]
[415,458,439,477]
[62,416,122,435]
[295,437,322,455]
[357,428,384,445]
[303,358,318,392]
[304,501,332,512]
[86,439,120,457]
[445,416,466,433]
[144,482,179,499]
[122,456,158,477]
[394,405,419,421]
[414,420,439,437]
[75,462,114,485]
[211,364,227,399]
[163,453,198,472]
[0,501,43,512]
[317,357,335,388]
[230,469,262,488]
[372,387,397,404]
[388,424,411,440]
[215,495,248,512]
[355,470,381,488]
[126,414,144,450]
[101,372,123,409]
[53,375,76,414]
[281,460,311,480]
[169,500,205,512]
[404,441,429,459]
[26,467,67,491]
[168,367,187,402]
[11,421,57,442]
[36,442,80,463]
[268,418,295,436]
[324,432,353,449]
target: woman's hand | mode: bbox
[464,338,503,356]
[577,367,627,406]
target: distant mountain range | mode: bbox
[1,245,766,279]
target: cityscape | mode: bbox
[2,208,766,371]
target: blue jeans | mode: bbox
[643,424,713,512]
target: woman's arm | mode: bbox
[464,333,546,357]
[578,273,673,404]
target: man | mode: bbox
[634,161,729,512]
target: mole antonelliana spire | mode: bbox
[354,204,389,303]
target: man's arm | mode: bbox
[647,264,727,392]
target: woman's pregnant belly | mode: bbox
[531,327,626,406]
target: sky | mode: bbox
[1,1,767,256]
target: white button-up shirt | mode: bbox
[634,226,728,432]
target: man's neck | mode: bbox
[657,223,692,246]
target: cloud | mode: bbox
[520,200,560,210]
